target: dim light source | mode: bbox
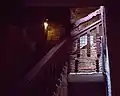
[44,21,48,31]
[44,19,48,31]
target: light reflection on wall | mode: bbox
[47,23,61,41]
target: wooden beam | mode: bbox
[72,19,102,38]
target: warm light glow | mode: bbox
[44,22,48,30]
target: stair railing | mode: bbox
[10,37,71,96]
[70,6,106,73]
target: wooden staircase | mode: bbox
[68,6,110,96]
[8,6,110,96]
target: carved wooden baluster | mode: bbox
[96,59,99,72]
[75,59,79,72]
[76,39,80,72]
[53,73,63,96]
[87,31,91,57]
[55,70,67,96]
[96,26,101,58]
[77,38,80,58]
[53,92,58,96]
[96,25,102,72]
[70,39,77,72]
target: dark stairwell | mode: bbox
[1,5,111,96]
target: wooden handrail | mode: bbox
[25,39,67,81]
[11,38,71,96]
[73,8,101,29]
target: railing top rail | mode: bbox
[73,8,101,29]
[24,39,68,81]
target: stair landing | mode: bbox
[68,72,104,82]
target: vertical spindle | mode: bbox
[87,31,91,57]
[96,26,101,58]
[77,38,80,58]
[96,59,99,72]
[75,59,79,72]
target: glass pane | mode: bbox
[80,34,87,48]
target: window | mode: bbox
[90,36,94,45]
[80,34,87,48]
